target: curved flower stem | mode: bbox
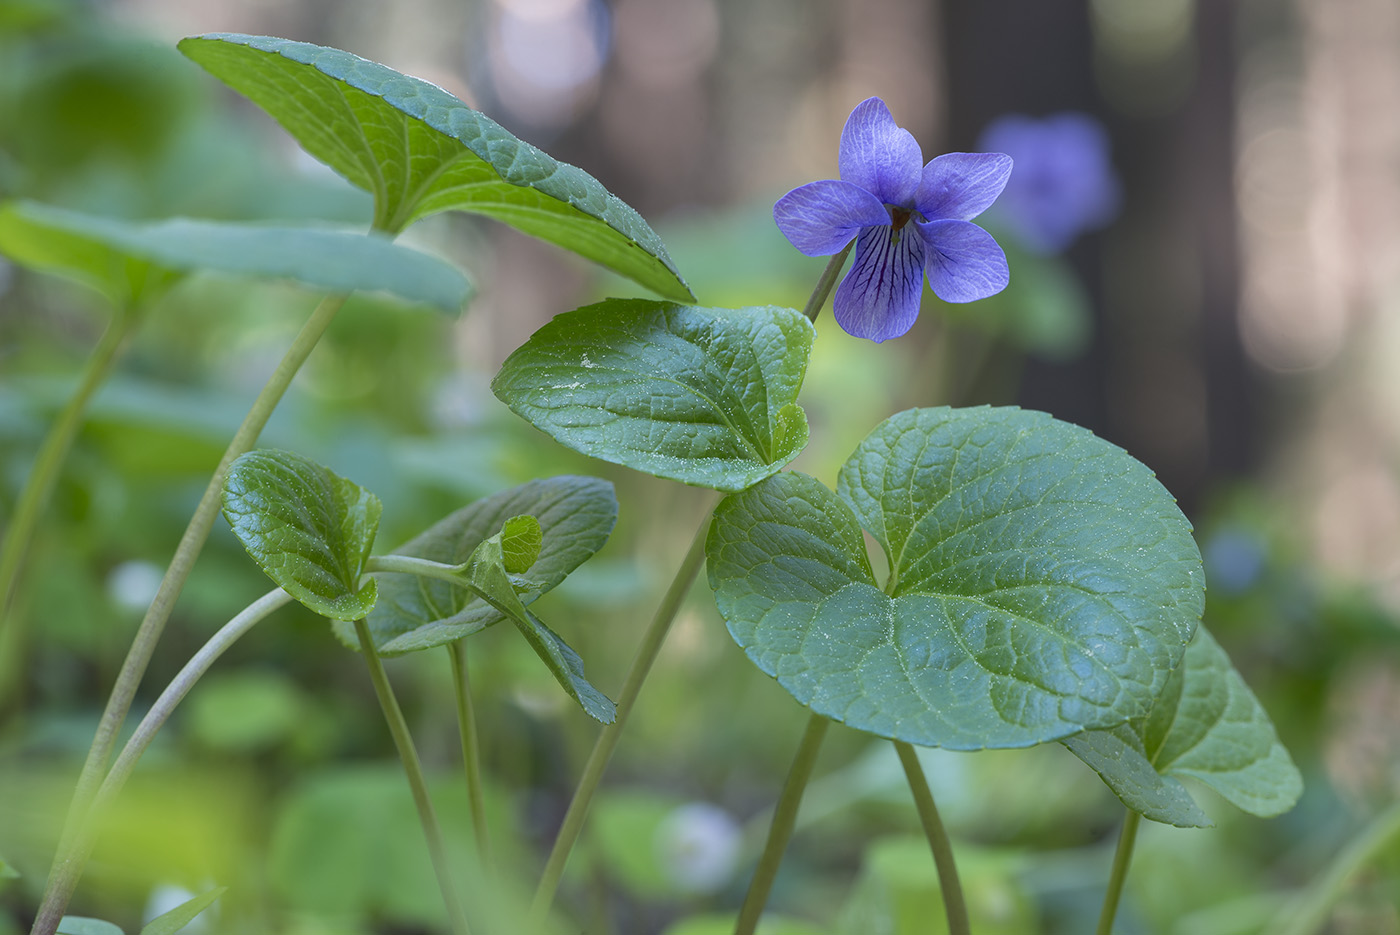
[29,587,292,934]
[1273,799,1400,935]
[449,639,492,869]
[894,741,969,935]
[529,498,718,922]
[802,242,855,323]
[30,291,349,935]
[1096,809,1142,935]
[733,713,830,935]
[0,305,137,645]
[355,619,472,935]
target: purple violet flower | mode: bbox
[773,97,1013,343]
[976,112,1120,255]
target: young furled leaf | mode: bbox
[178,33,691,300]
[222,450,381,621]
[341,476,616,655]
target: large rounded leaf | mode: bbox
[337,476,617,655]
[222,449,382,621]
[1064,625,1302,826]
[492,299,813,492]
[707,407,1204,750]
[177,33,691,301]
[0,200,470,312]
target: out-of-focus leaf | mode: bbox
[139,886,226,935]
[56,919,124,935]
[708,407,1203,749]
[0,200,470,312]
[1064,625,1302,825]
[493,299,812,491]
[177,33,691,300]
[222,449,381,621]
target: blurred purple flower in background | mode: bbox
[774,97,1012,343]
[976,112,1120,255]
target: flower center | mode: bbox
[887,205,913,232]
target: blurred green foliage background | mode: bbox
[4,0,1400,933]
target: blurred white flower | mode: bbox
[655,801,742,893]
[106,560,164,613]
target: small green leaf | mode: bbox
[56,918,124,935]
[340,476,616,654]
[222,449,382,621]
[500,514,543,574]
[0,853,17,880]
[459,527,615,723]
[493,299,813,491]
[177,33,691,300]
[707,407,1204,750]
[0,200,470,313]
[1064,625,1302,826]
[139,886,228,935]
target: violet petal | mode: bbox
[839,97,924,208]
[916,152,1014,222]
[773,179,890,257]
[919,219,1010,303]
[833,224,927,342]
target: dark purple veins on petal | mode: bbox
[833,224,928,343]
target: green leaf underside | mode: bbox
[492,300,813,492]
[223,449,382,621]
[56,919,124,935]
[0,200,470,313]
[460,528,616,723]
[139,887,228,935]
[707,407,1204,750]
[177,34,691,301]
[1064,626,1302,826]
[337,476,616,655]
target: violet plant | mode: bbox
[1,32,1318,935]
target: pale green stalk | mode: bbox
[355,619,472,935]
[1096,809,1142,935]
[29,587,292,932]
[1273,800,1400,935]
[0,306,137,699]
[529,503,717,922]
[894,741,969,935]
[733,713,830,935]
[802,242,854,323]
[30,292,349,935]
[449,639,492,868]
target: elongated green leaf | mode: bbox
[223,449,382,620]
[1065,626,1302,826]
[338,476,616,654]
[140,887,228,935]
[0,200,470,312]
[460,527,615,723]
[707,407,1204,750]
[493,300,813,491]
[56,919,124,935]
[177,33,691,301]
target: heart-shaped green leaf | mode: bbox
[140,886,228,935]
[223,449,382,621]
[337,476,616,655]
[0,200,470,312]
[707,407,1204,750]
[177,33,691,301]
[493,299,813,492]
[1064,625,1302,826]
[458,526,615,723]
